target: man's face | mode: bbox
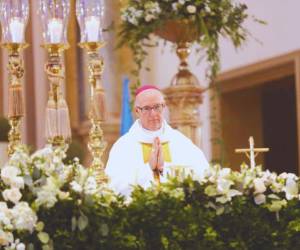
[135,89,165,131]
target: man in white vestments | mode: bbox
[105,85,209,196]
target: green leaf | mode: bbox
[36,221,45,232]
[78,213,89,231]
[71,216,77,232]
[100,223,109,237]
[38,232,50,244]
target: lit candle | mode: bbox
[9,17,25,43]
[47,18,63,44]
[85,16,101,42]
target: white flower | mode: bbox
[8,239,26,250]
[16,242,25,250]
[0,202,12,228]
[270,181,283,193]
[186,5,196,14]
[1,166,20,186]
[253,178,266,194]
[35,177,60,208]
[0,230,13,246]
[70,181,83,193]
[284,177,298,200]
[145,14,156,22]
[217,178,232,193]
[31,145,53,159]
[204,5,211,12]
[12,202,37,232]
[134,10,143,18]
[84,177,98,195]
[172,2,179,11]
[178,0,186,4]
[254,193,266,205]
[10,176,24,189]
[2,188,22,204]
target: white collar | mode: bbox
[129,119,170,143]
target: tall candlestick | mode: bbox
[47,18,63,44]
[9,17,25,43]
[85,16,101,42]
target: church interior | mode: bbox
[1,1,299,175]
[1,1,300,249]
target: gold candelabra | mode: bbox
[43,44,71,149]
[1,43,28,156]
[79,42,108,183]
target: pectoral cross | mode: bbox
[235,136,269,169]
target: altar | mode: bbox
[1,0,300,249]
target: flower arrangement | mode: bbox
[0,145,117,249]
[118,0,259,79]
[1,146,300,249]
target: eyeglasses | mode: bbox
[137,103,165,114]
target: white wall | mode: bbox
[140,0,300,161]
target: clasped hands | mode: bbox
[149,137,164,176]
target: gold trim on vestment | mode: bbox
[141,142,172,163]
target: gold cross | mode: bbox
[235,136,269,169]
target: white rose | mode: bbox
[186,5,196,14]
[178,0,185,4]
[12,202,37,232]
[2,188,22,204]
[1,166,20,186]
[10,176,25,189]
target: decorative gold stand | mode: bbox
[43,44,71,148]
[1,43,28,156]
[155,20,204,145]
[163,42,204,145]
[79,42,108,183]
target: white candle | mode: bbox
[85,16,101,42]
[47,18,63,44]
[9,17,25,43]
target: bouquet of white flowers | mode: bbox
[118,0,261,79]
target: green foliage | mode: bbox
[118,0,263,80]
[25,178,300,250]
[1,146,299,249]
[0,116,10,142]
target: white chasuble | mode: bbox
[105,120,209,197]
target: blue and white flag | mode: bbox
[120,77,133,135]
